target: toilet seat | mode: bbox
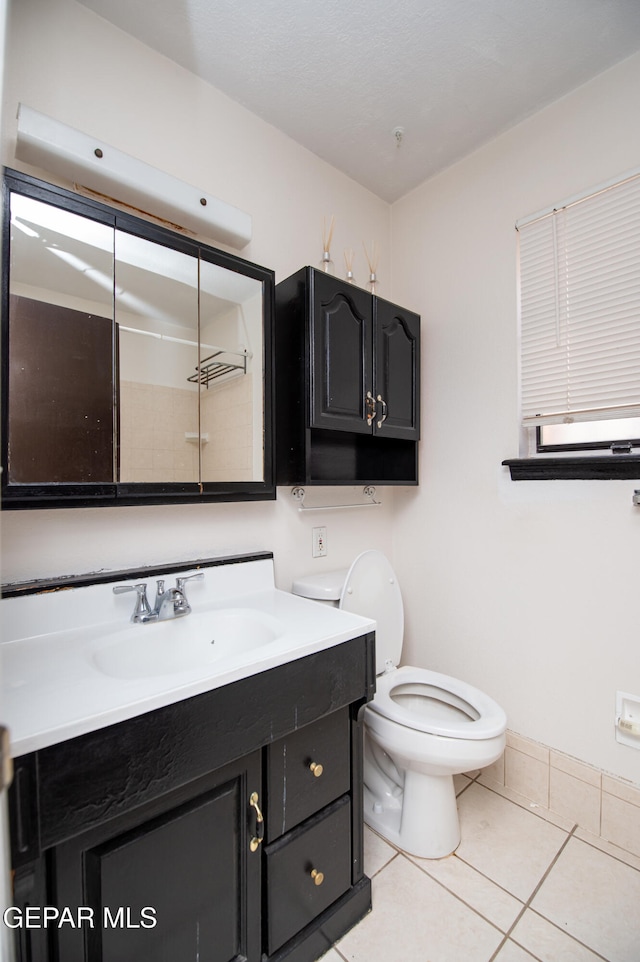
[368,665,507,740]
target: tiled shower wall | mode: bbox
[482,731,640,858]
[119,381,199,483]
[200,373,254,482]
[119,375,254,483]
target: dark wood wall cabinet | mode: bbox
[275,267,421,485]
[9,634,375,962]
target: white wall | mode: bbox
[391,51,640,784]
[0,0,397,593]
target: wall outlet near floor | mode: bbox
[615,691,640,748]
[312,526,327,558]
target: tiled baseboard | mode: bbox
[479,730,640,859]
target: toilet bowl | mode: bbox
[292,550,507,859]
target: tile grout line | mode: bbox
[333,944,350,962]
[367,849,400,880]
[478,777,566,827]
[486,825,586,962]
[455,776,479,800]
[408,852,520,944]
[574,830,640,875]
[445,851,527,903]
[518,907,611,962]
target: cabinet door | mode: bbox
[51,752,262,962]
[310,272,373,434]
[374,298,420,440]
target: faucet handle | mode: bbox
[113,583,152,623]
[153,579,165,609]
[173,572,204,616]
[176,572,204,593]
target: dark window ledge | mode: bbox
[503,455,640,481]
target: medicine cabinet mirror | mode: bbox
[1,169,274,508]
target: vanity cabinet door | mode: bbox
[50,751,262,962]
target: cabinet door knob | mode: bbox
[249,791,264,852]
[310,868,324,886]
[309,761,324,778]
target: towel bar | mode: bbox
[291,486,381,512]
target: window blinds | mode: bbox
[517,171,640,427]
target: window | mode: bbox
[537,417,640,452]
[504,168,640,480]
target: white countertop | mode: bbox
[1,558,374,757]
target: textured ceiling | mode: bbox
[77,0,640,202]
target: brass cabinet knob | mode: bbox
[309,761,323,778]
[310,868,324,886]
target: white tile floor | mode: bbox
[327,774,640,962]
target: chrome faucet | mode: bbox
[113,572,204,623]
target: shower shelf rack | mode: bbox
[188,348,249,388]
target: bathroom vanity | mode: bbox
[3,553,375,962]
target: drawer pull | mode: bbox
[249,791,264,853]
[310,868,324,886]
[309,761,324,778]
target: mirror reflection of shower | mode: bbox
[8,191,265,486]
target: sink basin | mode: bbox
[91,607,285,679]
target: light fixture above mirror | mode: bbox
[15,104,252,249]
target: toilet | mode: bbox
[292,550,507,859]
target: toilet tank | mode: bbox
[291,569,349,606]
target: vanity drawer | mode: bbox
[265,795,351,955]
[266,707,350,839]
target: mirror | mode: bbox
[2,169,274,507]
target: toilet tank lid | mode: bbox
[292,569,349,601]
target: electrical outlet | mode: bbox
[616,691,640,748]
[312,526,327,558]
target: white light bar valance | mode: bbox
[517,169,640,427]
[14,104,252,250]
